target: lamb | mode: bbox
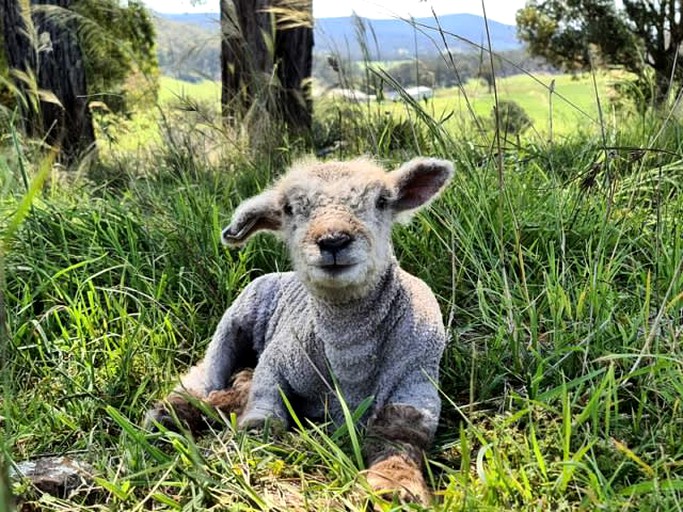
[146,157,453,504]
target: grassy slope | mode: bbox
[2,72,683,511]
[113,73,615,153]
[323,72,618,137]
[447,72,616,135]
[158,76,222,104]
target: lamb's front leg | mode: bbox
[238,351,289,433]
[145,303,257,432]
[145,367,253,433]
[363,404,433,505]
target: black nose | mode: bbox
[317,232,353,254]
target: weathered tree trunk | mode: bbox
[274,17,313,132]
[1,0,95,165]
[2,0,39,135]
[220,0,313,136]
[220,0,271,120]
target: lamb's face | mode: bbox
[278,162,396,297]
[222,157,453,300]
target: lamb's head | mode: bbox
[222,158,453,299]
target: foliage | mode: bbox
[71,0,159,113]
[516,0,683,106]
[491,99,532,136]
[385,60,435,88]
[312,49,553,92]
[1,1,158,114]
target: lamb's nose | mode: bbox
[317,232,353,254]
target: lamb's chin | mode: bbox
[308,264,362,286]
[301,264,376,299]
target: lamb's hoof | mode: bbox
[239,411,285,436]
[205,369,253,417]
[365,455,431,507]
[144,395,208,434]
[144,406,174,430]
[145,370,254,435]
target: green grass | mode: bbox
[94,77,222,154]
[158,76,222,104]
[317,71,621,140]
[109,72,617,154]
[2,68,683,511]
[441,72,618,136]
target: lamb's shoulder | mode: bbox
[240,271,300,302]
[395,268,446,340]
[246,272,321,374]
[224,271,309,354]
[257,271,312,333]
[241,273,325,422]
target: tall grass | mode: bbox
[2,9,683,512]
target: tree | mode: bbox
[516,1,683,106]
[2,0,95,164]
[477,51,508,94]
[72,0,158,113]
[220,0,313,136]
[1,0,157,162]
[492,100,532,137]
[386,60,435,89]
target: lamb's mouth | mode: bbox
[317,263,357,276]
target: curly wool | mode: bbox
[185,258,445,438]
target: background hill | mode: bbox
[160,12,219,31]
[315,14,521,59]
[154,12,522,80]
[154,13,220,81]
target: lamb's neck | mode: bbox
[311,261,403,348]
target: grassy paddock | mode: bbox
[315,71,620,140]
[110,72,618,154]
[2,69,683,511]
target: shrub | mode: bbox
[491,99,532,136]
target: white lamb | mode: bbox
[147,157,453,504]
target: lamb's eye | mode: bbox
[283,201,293,216]
[376,194,389,210]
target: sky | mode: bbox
[140,0,527,26]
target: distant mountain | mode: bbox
[160,12,219,32]
[316,14,521,60]
[154,13,220,81]
[154,12,521,64]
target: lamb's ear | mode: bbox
[391,158,453,213]
[221,190,282,246]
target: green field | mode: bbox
[435,72,619,135]
[2,68,683,511]
[148,72,620,150]
[158,76,222,104]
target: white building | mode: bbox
[385,86,434,101]
[328,88,377,102]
